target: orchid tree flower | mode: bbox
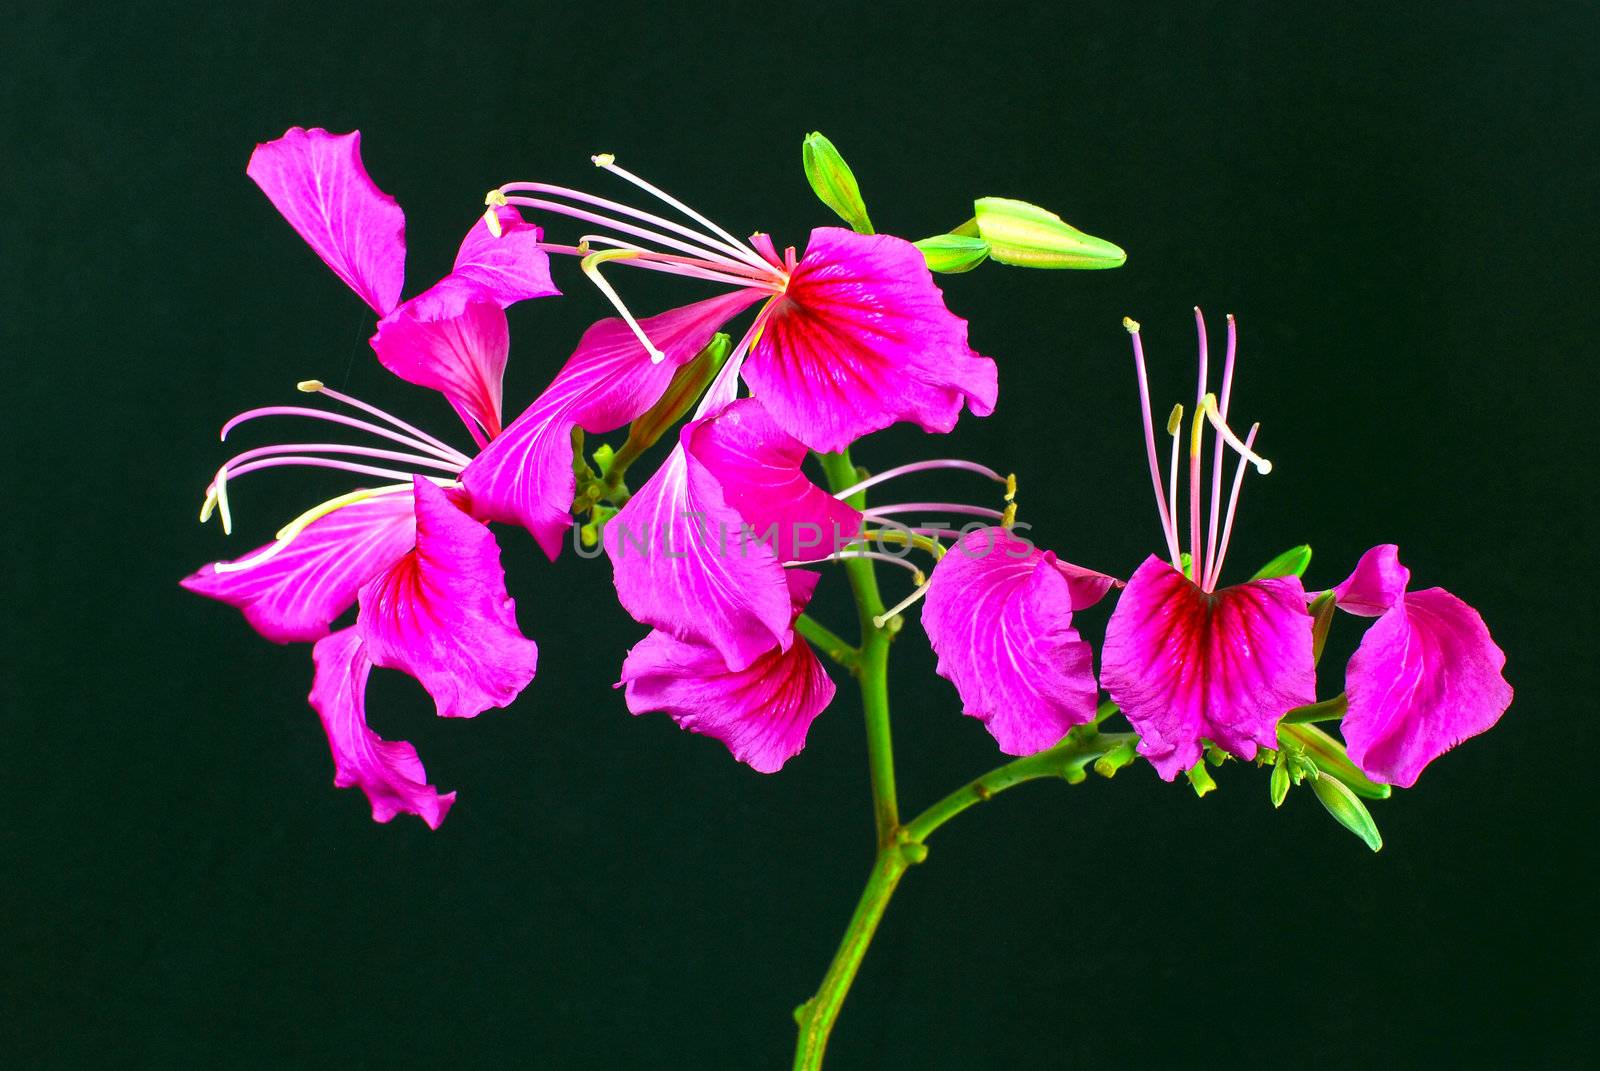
[1098,310,1316,780]
[182,128,552,825]
[1329,544,1512,786]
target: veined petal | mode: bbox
[1342,582,1512,788]
[744,227,998,452]
[357,478,538,718]
[464,290,763,558]
[1052,558,1123,611]
[180,489,416,644]
[922,527,1098,755]
[1102,555,1316,780]
[619,572,834,773]
[445,205,560,308]
[604,431,794,673]
[308,629,455,828]
[1332,543,1410,617]
[371,296,509,440]
[246,127,405,315]
[685,397,862,562]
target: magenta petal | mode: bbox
[371,296,509,440]
[1333,543,1411,617]
[464,289,763,558]
[1102,556,1317,780]
[743,227,998,452]
[685,397,862,562]
[357,478,538,718]
[922,527,1099,755]
[1052,559,1123,611]
[180,489,416,644]
[1342,585,1512,787]
[604,435,794,673]
[308,629,455,828]
[619,572,835,773]
[445,205,560,308]
[246,127,405,315]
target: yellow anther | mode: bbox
[1191,393,1212,457]
[199,487,218,524]
[1166,403,1184,437]
[592,152,616,167]
[1123,316,1141,334]
[484,189,508,207]
[1001,502,1018,529]
[911,569,927,586]
[1004,473,1017,502]
[483,207,502,238]
[213,467,233,536]
[296,379,324,393]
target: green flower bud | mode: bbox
[1250,544,1313,581]
[627,333,731,449]
[914,234,990,274]
[802,132,874,235]
[1310,772,1384,852]
[1309,591,1337,665]
[1279,722,1390,800]
[1270,758,1291,809]
[971,197,1126,269]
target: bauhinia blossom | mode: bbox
[463,154,997,549]
[183,127,550,825]
[1330,544,1512,787]
[1100,311,1317,779]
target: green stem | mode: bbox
[791,728,1132,1069]
[794,614,859,671]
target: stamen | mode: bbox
[220,405,467,466]
[1001,502,1018,528]
[830,459,1008,501]
[502,192,770,277]
[1204,313,1239,580]
[215,442,464,480]
[1206,423,1260,592]
[591,154,771,273]
[1190,308,1209,586]
[1166,404,1182,556]
[577,235,784,290]
[482,189,507,237]
[212,465,233,534]
[581,250,665,362]
[873,580,932,630]
[219,455,443,485]
[1125,317,1183,565]
[1201,395,1272,474]
[297,381,470,464]
[787,550,926,583]
[863,502,1008,521]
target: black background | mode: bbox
[7,2,1597,1067]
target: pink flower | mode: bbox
[1100,312,1316,779]
[1330,545,1512,787]
[485,155,995,461]
[921,527,1104,755]
[619,571,835,772]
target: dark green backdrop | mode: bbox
[6,2,1596,1066]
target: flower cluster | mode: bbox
[185,127,1510,843]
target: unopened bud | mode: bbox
[802,132,874,235]
[1310,772,1384,852]
[914,233,990,273]
[1251,544,1313,581]
[972,197,1126,269]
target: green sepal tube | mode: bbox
[802,132,874,235]
[914,233,990,273]
[1251,544,1313,581]
[971,197,1126,269]
[1279,722,1391,800]
[1310,772,1384,852]
[626,333,731,451]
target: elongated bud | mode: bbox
[802,132,874,235]
[972,197,1126,269]
[914,233,990,273]
[1309,590,1337,664]
[1311,772,1384,852]
[628,333,732,448]
[1251,544,1313,581]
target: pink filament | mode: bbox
[830,459,1006,501]
[1206,423,1260,592]
[220,406,463,464]
[1189,308,1208,583]
[863,503,1007,521]
[1129,329,1183,565]
[1204,313,1238,580]
[220,455,444,485]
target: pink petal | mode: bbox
[308,629,455,828]
[1101,555,1317,780]
[743,227,998,452]
[1342,586,1512,788]
[246,127,405,316]
[1051,558,1123,611]
[180,489,417,644]
[357,478,538,718]
[604,434,794,673]
[1332,543,1410,617]
[464,290,763,558]
[371,296,509,441]
[922,527,1099,755]
[684,397,862,562]
[445,205,560,308]
[619,572,834,773]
